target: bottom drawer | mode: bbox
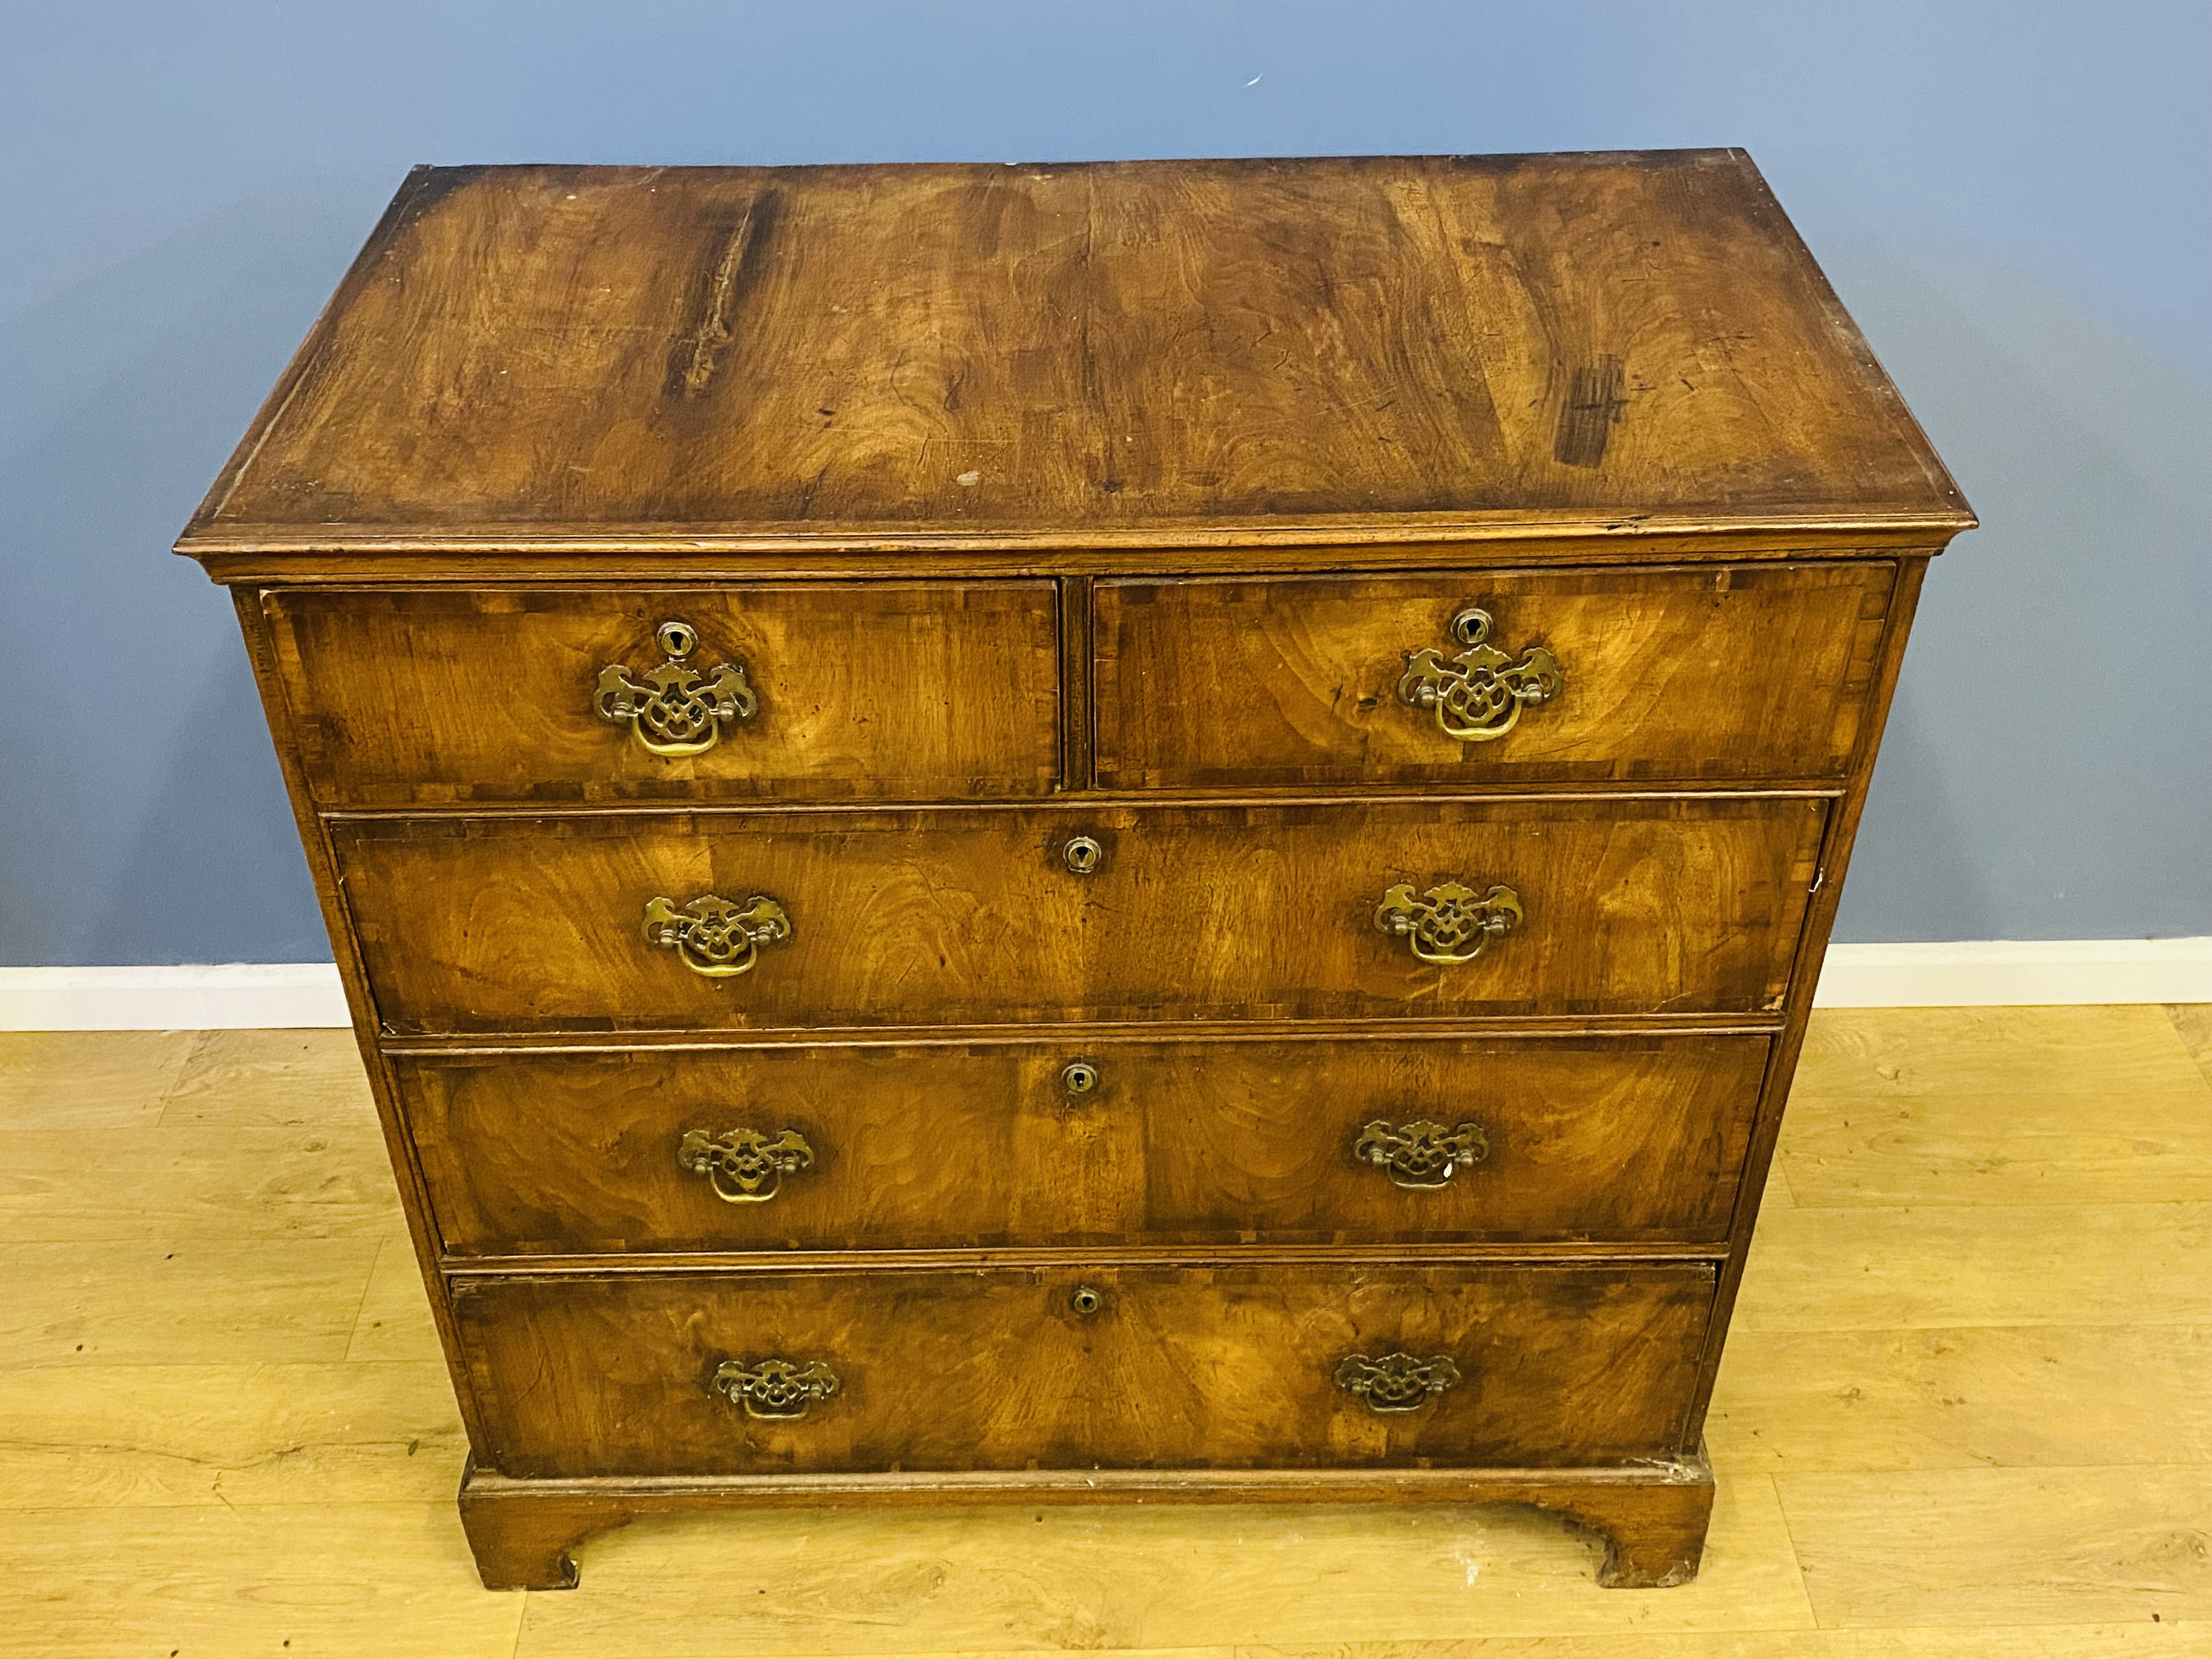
[453,1262,1716,1479]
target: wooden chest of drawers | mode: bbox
[179,151,1971,1590]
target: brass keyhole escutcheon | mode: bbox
[656,619,701,657]
[1069,1285,1104,1315]
[1060,1059,1100,1097]
[1063,834,1104,875]
[1449,607,1493,646]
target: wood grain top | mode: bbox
[179,151,1971,560]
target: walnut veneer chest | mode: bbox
[179,151,1971,1589]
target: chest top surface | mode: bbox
[180,150,1969,560]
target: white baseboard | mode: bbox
[1809,936,2212,1009]
[3,940,2210,1030]
[0,964,351,1032]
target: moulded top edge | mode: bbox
[175,509,1976,570]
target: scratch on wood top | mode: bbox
[674,195,774,399]
[1556,356,1628,467]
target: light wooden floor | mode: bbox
[2,1008,2209,1656]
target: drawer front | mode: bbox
[1094,563,1894,789]
[333,798,1825,1035]
[454,1262,1716,1479]
[401,1034,1769,1257]
[262,584,1062,804]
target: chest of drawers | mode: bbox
[179,151,1971,1590]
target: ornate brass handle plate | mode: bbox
[712,1357,840,1420]
[643,893,791,979]
[1355,1119,1488,1188]
[1334,1351,1463,1413]
[678,1126,814,1203]
[1374,881,1522,965]
[595,620,759,757]
[1397,607,1562,742]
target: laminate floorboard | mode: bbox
[0,1029,194,1130]
[511,1475,1815,1653]
[2170,1005,2212,1090]
[0,1360,466,1506]
[1776,1465,2212,1628]
[0,1236,379,1367]
[345,1233,453,1363]
[1730,1202,2212,1331]
[0,1009,2205,1654]
[1707,1324,2212,1471]
[157,1028,380,1127]
[1777,1088,2212,1208]
[1246,1629,2209,1655]
[0,1124,399,1240]
[0,1503,526,1658]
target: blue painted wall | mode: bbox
[4,1,2206,964]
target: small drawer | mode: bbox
[453,1261,1717,1479]
[400,1034,1768,1257]
[1093,562,1895,789]
[330,796,1825,1036]
[261,583,1062,804]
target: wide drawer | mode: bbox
[332,797,1825,1035]
[1093,562,1895,789]
[453,1261,1717,1479]
[261,584,1062,804]
[401,1034,1768,1257]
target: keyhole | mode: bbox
[1069,1285,1104,1315]
[1063,834,1104,875]
[656,620,699,658]
[1449,607,1493,647]
[1060,1059,1099,1097]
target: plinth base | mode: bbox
[457,1449,1716,1592]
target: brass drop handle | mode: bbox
[712,1357,840,1420]
[1397,606,1562,742]
[1374,881,1522,965]
[1355,1119,1488,1188]
[678,1126,814,1203]
[1333,1352,1463,1414]
[595,619,759,757]
[643,893,792,979]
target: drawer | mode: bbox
[1093,562,1895,789]
[332,797,1825,1035]
[261,584,1062,804]
[453,1261,1717,1478]
[401,1034,1769,1257]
